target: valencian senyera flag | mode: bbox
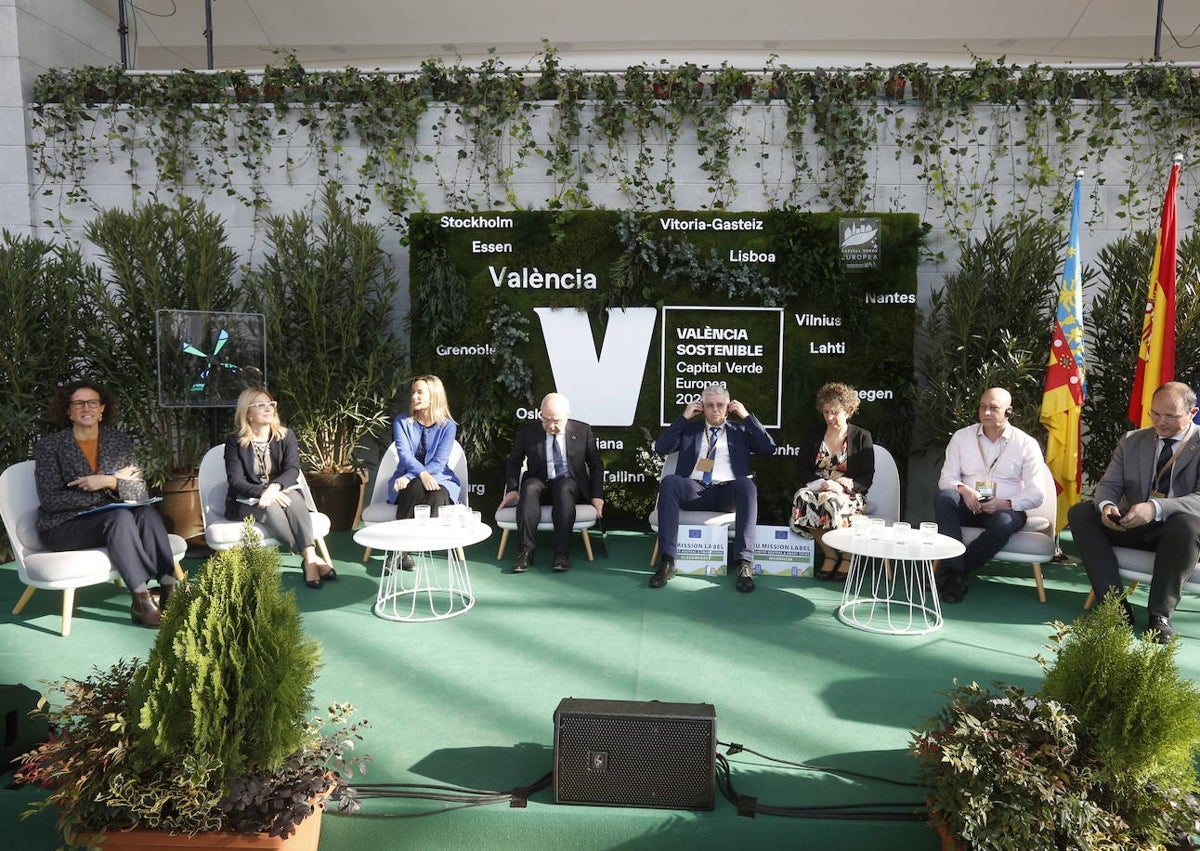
[1129,156,1181,427]
[1040,171,1087,530]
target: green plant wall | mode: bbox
[408,210,923,522]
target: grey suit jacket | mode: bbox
[33,427,151,533]
[1095,426,1200,519]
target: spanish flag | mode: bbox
[1128,156,1181,427]
[1040,172,1087,530]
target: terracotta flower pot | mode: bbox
[81,793,327,850]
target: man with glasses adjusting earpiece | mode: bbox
[933,387,1046,603]
[1068,381,1200,643]
[649,383,776,593]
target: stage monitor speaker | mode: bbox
[553,697,716,811]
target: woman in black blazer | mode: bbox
[224,387,336,589]
[790,383,874,581]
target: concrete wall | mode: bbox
[1,0,119,235]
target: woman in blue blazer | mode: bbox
[389,375,461,526]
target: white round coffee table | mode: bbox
[353,518,492,622]
[824,526,965,635]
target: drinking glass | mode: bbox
[919,521,938,543]
[413,505,431,524]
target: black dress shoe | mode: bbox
[512,550,533,573]
[320,566,338,582]
[649,555,676,588]
[552,551,571,572]
[302,562,322,590]
[941,570,968,603]
[1148,614,1175,645]
[734,559,755,593]
[401,553,415,571]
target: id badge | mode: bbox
[975,480,995,499]
[1149,488,1167,499]
[695,458,715,473]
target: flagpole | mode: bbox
[1040,170,1087,531]
[1128,156,1182,426]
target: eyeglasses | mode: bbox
[249,401,278,410]
[69,399,102,409]
[1148,409,1189,422]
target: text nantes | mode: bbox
[489,266,598,290]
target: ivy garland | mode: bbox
[27,50,1200,233]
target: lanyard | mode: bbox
[974,428,1009,478]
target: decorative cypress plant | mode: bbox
[913,596,1200,849]
[129,521,321,776]
[17,522,368,846]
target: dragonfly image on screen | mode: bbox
[182,328,240,394]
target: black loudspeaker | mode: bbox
[0,684,47,777]
[553,698,716,810]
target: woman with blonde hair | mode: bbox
[388,375,461,569]
[790,382,875,582]
[224,387,336,589]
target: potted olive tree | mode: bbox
[912,596,1200,850]
[241,184,404,531]
[83,197,240,539]
[17,521,368,849]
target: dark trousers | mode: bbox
[1067,500,1200,620]
[517,475,583,554]
[656,475,758,562]
[394,480,452,520]
[41,505,175,591]
[933,488,1027,574]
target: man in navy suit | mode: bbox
[499,392,604,573]
[1068,381,1200,643]
[651,383,776,592]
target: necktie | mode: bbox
[1153,437,1177,494]
[416,426,428,464]
[552,437,569,479]
[702,426,720,485]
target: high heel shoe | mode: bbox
[814,555,838,581]
[319,565,338,582]
[130,590,162,628]
[303,562,323,590]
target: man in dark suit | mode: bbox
[498,392,604,573]
[1068,381,1200,643]
[650,383,776,593]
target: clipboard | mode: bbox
[75,496,163,518]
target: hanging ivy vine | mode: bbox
[26,50,1200,236]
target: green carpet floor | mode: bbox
[3,527,1199,850]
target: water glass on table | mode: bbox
[413,504,432,524]
[919,521,938,544]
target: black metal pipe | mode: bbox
[117,0,128,69]
[1154,0,1165,61]
[203,0,214,69]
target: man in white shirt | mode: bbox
[1067,382,1200,643]
[933,387,1046,602]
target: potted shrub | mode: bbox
[912,596,1200,850]
[0,231,97,559]
[241,184,404,531]
[16,521,369,849]
[82,197,240,540]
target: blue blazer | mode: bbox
[387,416,461,504]
[655,414,776,478]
